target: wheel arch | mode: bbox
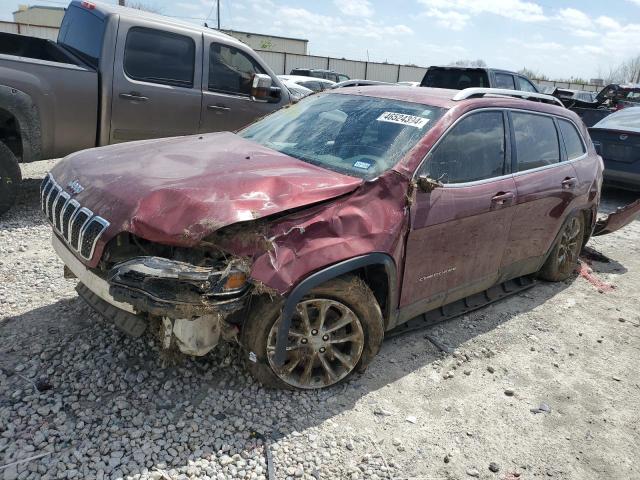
[271,253,397,366]
[0,85,42,163]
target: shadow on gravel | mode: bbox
[0,275,576,479]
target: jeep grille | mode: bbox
[40,173,109,261]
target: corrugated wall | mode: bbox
[0,21,59,41]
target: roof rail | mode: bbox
[453,88,564,107]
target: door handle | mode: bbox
[561,177,577,190]
[119,92,148,101]
[491,191,515,207]
[207,104,231,111]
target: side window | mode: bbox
[124,27,194,88]
[209,43,265,96]
[512,112,560,171]
[518,77,537,92]
[338,74,349,82]
[422,111,506,184]
[558,119,586,160]
[495,73,516,89]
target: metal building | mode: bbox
[13,5,65,27]
[222,30,308,55]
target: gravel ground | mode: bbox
[1,160,639,480]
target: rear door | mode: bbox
[110,22,202,142]
[401,110,517,315]
[500,111,580,278]
[200,40,286,132]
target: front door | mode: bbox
[401,110,516,317]
[500,111,580,278]
[110,22,202,143]
[200,41,286,133]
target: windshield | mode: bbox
[239,93,444,180]
[58,5,105,68]
[594,108,640,133]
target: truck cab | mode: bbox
[0,0,290,214]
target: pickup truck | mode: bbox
[0,0,291,215]
[420,66,540,93]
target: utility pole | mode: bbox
[217,0,220,29]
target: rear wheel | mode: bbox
[240,276,384,389]
[538,213,584,282]
[0,141,21,216]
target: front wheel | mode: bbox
[240,276,384,390]
[0,141,21,216]
[538,213,585,282]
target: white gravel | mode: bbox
[1,160,639,480]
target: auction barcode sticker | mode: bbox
[377,112,430,128]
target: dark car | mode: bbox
[289,68,349,83]
[554,88,598,107]
[590,107,640,190]
[42,86,640,389]
[421,66,539,92]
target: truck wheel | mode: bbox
[240,276,384,390]
[0,141,21,216]
[538,213,585,282]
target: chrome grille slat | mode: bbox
[40,174,110,262]
[61,199,80,241]
[53,191,70,232]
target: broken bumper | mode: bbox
[52,235,249,356]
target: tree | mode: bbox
[598,55,640,84]
[119,0,162,13]
[518,67,548,81]
[448,59,487,67]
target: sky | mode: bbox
[2,0,639,80]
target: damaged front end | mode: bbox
[108,255,252,356]
[55,231,254,357]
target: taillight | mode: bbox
[81,1,96,9]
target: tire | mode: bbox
[538,213,585,282]
[0,141,21,216]
[240,276,384,390]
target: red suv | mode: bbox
[42,86,639,389]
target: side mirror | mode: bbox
[251,74,280,103]
[417,175,443,193]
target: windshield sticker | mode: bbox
[377,112,430,129]
[353,161,372,170]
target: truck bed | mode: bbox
[0,32,82,66]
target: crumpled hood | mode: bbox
[51,132,363,250]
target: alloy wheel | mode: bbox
[266,298,365,389]
[557,217,581,270]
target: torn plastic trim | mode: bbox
[273,253,397,367]
[593,199,640,236]
[108,256,251,318]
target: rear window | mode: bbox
[124,27,195,88]
[495,73,515,89]
[558,120,586,160]
[57,5,105,68]
[421,68,489,89]
[594,109,640,132]
[512,112,560,171]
